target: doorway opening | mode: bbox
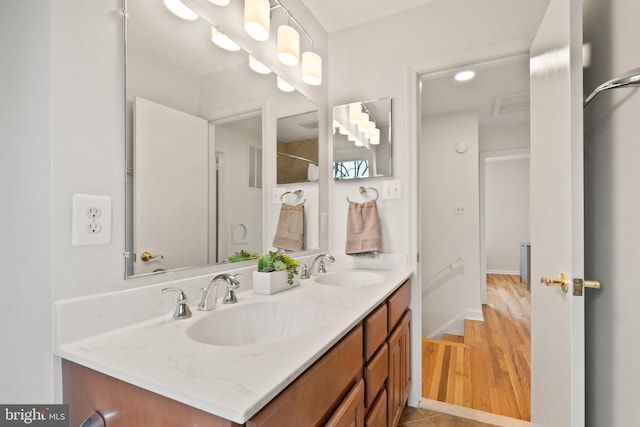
[418,54,532,422]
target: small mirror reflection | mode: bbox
[332,97,392,180]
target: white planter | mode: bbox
[252,270,300,295]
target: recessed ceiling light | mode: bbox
[454,70,475,82]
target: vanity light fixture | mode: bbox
[347,133,356,142]
[208,0,230,5]
[277,25,300,66]
[454,70,475,82]
[244,0,271,41]
[349,103,362,124]
[338,125,349,135]
[248,55,272,74]
[211,27,241,52]
[277,76,295,92]
[357,113,370,132]
[365,121,377,138]
[301,51,322,85]
[369,128,381,145]
[163,0,199,20]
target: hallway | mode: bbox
[421,274,531,420]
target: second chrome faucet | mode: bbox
[198,273,240,311]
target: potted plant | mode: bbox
[253,252,300,294]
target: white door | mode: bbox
[133,97,209,274]
[530,0,591,425]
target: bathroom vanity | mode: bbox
[57,269,412,426]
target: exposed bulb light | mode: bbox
[347,133,356,142]
[244,0,270,41]
[348,103,362,125]
[277,25,300,66]
[248,55,271,74]
[277,76,295,92]
[454,70,475,82]
[338,126,349,135]
[163,0,199,20]
[365,121,377,138]
[354,138,365,147]
[357,113,369,132]
[208,0,230,5]
[211,27,240,52]
[301,52,322,85]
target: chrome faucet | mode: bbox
[310,253,335,276]
[162,287,192,319]
[198,273,240,311]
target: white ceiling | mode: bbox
[300,0,441,33]
[421,56,531,129]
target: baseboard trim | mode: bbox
[486,269,519,276]
[418,398,530,427]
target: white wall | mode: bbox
[420,112,483,338]
[583,0,640,425]
[0,0,54,403]
[484,157,530,273]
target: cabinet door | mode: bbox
[387,310,411,427]
[365,389,387,427]
[325,379,365,427]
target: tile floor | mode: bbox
[399,407,498,427]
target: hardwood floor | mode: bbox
[421,274,531,421]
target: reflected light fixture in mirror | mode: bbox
[249,55,272,74]
[208,0,230,6]
[163,0,198,20]
[277,25,300,66]
[277,76,295,92]
[211,27,241,52]
[244,0,270,41]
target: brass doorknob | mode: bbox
[140,251,164,262]
[541,273,569,292]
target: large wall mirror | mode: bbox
[332,97,392,180]
[124,0,319,277]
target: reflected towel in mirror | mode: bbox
[273,203,305,251]
[345,200,382,255]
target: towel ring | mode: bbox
[346,186,379,202]
[281,189,306,205]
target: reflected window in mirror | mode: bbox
[332,97,392,180]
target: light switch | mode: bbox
[72,194,112,245]
[383,180,401,200]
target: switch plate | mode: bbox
[383,180,401,200]
[455,204,467,215]
[72,194,112,245]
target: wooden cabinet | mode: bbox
[386,310,411,427]
[325,379,365,427]
[247,326,363,427]
[365,390,387,427]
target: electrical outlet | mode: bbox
[455,204,467,215]
[72,194,112,245]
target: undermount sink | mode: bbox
[313,270,386,287]
[186,301,325,347]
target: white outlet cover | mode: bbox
[383,180,402,200]
[72,194,112,245]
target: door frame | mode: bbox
[406,38,533,415]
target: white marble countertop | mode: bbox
[55,268,412,424]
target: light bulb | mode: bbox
[211,27,240,52]
[301,52,322,85]
[369,128,381,145]
[357,113,369,132]
[244,0,270,41]
[277,25,300,66]
[163,0,199,20]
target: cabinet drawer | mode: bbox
[364,304,387,361]
[364,343,388,409]
[387,280,411,332]
[364,389,387,427]
[324,378,365,427]
[247,326,364,427]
